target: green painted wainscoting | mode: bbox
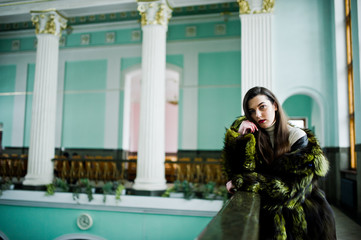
[0,204,212,240]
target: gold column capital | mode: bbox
[31,9,67,37]
[238,0,275,15]
[137,0,172,27]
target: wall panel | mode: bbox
[197,51,241,150]
[0,65,16,147]
[62,60,107,148]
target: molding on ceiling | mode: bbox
[0,0,236,23]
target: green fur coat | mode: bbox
[222,116,336,240]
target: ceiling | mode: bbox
[0,0,237,24]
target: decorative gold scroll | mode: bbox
[137,1,172,27]
[30,9,67,37]
[262,0,275,13]
[238,0,275,15]
[238,0,251,14]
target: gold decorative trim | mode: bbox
[137,1,172,27]
[238,0,275,15]
[238,0,251,14]
[262,0,275,13]
[31,9,67,37]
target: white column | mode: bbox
[24,10,67,186]
[133,1,172,191]
[238,0,274,101]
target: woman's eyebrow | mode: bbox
[248,101,266,111]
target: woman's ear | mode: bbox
[273,102,278,111]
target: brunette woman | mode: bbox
[222,86,336,239]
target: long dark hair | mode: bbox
[243,86,289,163]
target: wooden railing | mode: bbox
[53,155,226,184]
[0,153,225,185]
[0,154,27,181]
[198,191,260,240]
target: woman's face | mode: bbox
[247,94,278,129]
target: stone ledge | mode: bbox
[0,190,223,217]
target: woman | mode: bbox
[222,87,336,240]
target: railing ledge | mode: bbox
[197,191,260,240]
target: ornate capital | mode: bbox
[238,0,275,15]
[137,0,172,27]
[31,9,67,37]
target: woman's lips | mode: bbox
[258,120,266,124]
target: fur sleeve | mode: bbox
[233,130,328,209]
[221,116,256,180]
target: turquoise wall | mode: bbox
[0,65,16,147]
[23,64,35,147]
[0,1,346,149]
[62,60,107,148]
[283,95,314,132]
[198,51,241,150]
[0,20,240,53]
[0,205,211,240]
[351,0,361,144]
[273,0,337,146]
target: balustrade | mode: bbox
[1,153,226,186]
[0,154,27,181]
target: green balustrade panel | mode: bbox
[0,205,212,240]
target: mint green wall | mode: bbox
[0,65,16,92]
[0,65,16,147]
[283,95,314,131]
[167,55,184,68]
[121,57,141,71]
[0,2,342,148]
[23,64,35,147]
[351,0,361,144]
[274,0,337,146]
[168,20,240,41]
[0,37,36,52]
[66,28,142,48]
[198,51,241,150]
[0,21,239,53]
[62,60,107,148]
[0,205,211,240]
[0,96,14,147]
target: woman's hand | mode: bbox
[238,120,258,135]
[226,180,236,194]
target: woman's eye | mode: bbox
[260,105,266,110]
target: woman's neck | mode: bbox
[265,124,275,148]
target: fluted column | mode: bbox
[133,1,172,190]
[238,0,275,101]
[24,9,67,186]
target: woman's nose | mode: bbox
[255,110,261,118]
